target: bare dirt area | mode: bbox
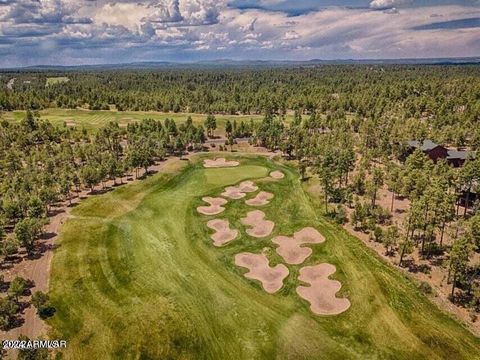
[270,170,285,179]
[203,158,240,168]
[222,181,258,199]
[197,197,228,215]
[206,219,238,246]
[234,252,289,294]
[296,263,351,316]
[241,210,274,238]
[272,227,325,265]
[245,191,274,206]
[342,183,480,335]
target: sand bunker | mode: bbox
[270,171,285,179]
[203,158,240,168]
[235,252,289,293]
[296,263,350,315]
[222,181,259,199]
[206,219,238,246]
[272,227,325,265]
[245,191,274,206]
[241,210,274,238]
[197,197,228,215]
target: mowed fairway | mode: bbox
[49,155,480,360]
[2,109,270,133]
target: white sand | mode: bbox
[207,219,238,246]
[270,171,285,179]
[235,252,289,293]
[203,158,240,168]
[197,197,228,215]
[296,263,350,315]
[245,191,274,206]
[241,210,274,238]
[272,227,325,265]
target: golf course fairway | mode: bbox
[48,155,480,359]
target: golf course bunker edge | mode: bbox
[296,263,351,316]
[235,252,289,294]
[272,227,326,265]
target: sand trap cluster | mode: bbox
[270,171,285,179]
[296,263,350,315]
[207,219,238,246]
[222,181,258,199]
[197,197,228,215]
[245,191,274,206]
[241,210,274,238]
[203,158,240,168]
[235,252,289,293]
[272,227,325,265]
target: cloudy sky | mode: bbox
[0,0,479,67]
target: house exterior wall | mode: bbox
[447,158,465,168]
[426,146,448,162]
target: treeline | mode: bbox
[251,110,480,316]
[1,66,480,145]
[0,112,204,260]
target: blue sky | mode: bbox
[0,0,479,67]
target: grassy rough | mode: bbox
[49,155,480,360]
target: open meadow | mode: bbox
[48,155,480,360]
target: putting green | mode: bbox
[49,155,480,359]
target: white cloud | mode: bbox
[283,30,299,40]
[0,1,479,66]
[370,0,412,10]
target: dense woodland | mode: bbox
[0,65,480,331]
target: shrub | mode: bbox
[373,226,383,242]
[31,291,56,319]
[334,205,348,225]
[418,281,434,295]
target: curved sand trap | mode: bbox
[197,197,228,215]
[270,170,285,179]
[272,227,325,265]
[245,191,274,206]
[222,181,258,199]
[203,158,240,168]
[241,210,274,238]
[296,263,350,315]
[235,252,289,293]
[207,219,238,246]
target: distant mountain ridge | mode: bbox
[2,57,480,71]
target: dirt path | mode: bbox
[0,157,185,353]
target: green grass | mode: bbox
[49,155,480,360]
[46,77,69,86]
[2,108,275,133]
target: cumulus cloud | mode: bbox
[370,0,412,10]
[283,30,299,40]
[1,0,89,24]
[145,0,225,26]
[0,1,479,66]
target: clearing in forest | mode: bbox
[48,155,480,359]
